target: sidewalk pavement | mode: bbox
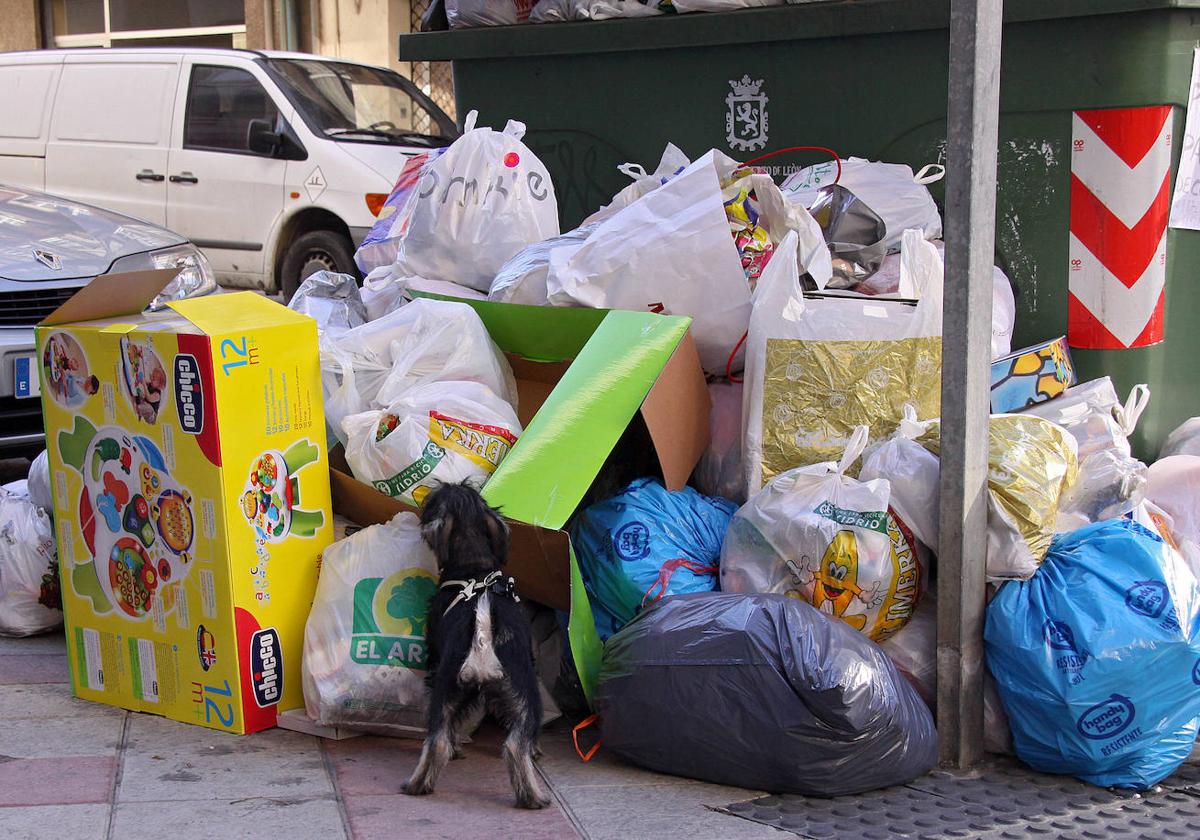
[0,631,783,840]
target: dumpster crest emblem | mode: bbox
[726,75,769,153]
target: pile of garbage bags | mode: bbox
[278,106,1200,795]
[443,0,828,29]
[1,452,62,637]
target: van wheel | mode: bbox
[280,230,358,300]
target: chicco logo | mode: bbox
[250,628,282,708]
[174,354,203,434]
[1076,694,1136,740]
[613,521,651,561]
[1124,580,1169,619]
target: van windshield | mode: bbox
[264,58,454,147]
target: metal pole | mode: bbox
[937,0,1003,769]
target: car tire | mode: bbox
[280,230,358,301]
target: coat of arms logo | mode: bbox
[726,75,769,152]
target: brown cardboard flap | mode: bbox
[507,356,571,428]
[39,268,181,327]
[328,468,573,612]
[641,331,711,491]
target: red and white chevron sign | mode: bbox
[1069,105,1172,349]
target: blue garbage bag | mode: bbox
[985,518,1200,789]
[570,478,735,640]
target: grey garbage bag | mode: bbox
[595,592,938,796]
[287,270,367,335]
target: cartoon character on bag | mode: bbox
[793,530,883,632]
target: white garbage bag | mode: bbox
[393,111,558,292]
[1020,377,1149,460]
[359,266,412,322]
[1128,498,1200,579]
[1055,449,1147,531]
[547,150,829,375]
[343,381,522,507]
[1146,455,1200,579]
[720,427,924,642]
[673,0,783,9]
[0,488,62,636]
[781,157,944,252]
[691,378,746,504]
[447,0,534,27]
[530,0,664,22]
[743,228,943,494]
[302,511,438,734]
[287,270,367,336]
[582,143,692,226]
[488,225,597,305]
[321,298,517,447]
[1160,417,1200,459]
[860,405,940,551]
[28,450,53,514]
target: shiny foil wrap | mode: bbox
[920,414,1078,579]
[760,336,942,482]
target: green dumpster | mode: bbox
[401,0,1200,458]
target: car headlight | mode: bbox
[109,244,218,311]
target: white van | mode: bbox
[0,48,457,296]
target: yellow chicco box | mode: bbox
[35,270,332,734]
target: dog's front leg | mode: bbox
[403,704,456,796]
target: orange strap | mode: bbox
[641,558,720,609]
[726,330,749,383]
[573,714,601,762]
[743,145,843,184]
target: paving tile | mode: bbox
[0,683,123,720]
[343,792,578,840]
[537,722,703,789]
[0,713,124,758]
[0,632,66,656]
[326,731,520,799]
[110,797,347,840]
[0,755,116,806]
[0,653,70,685]
[118,713,333,802]
[0,804,109,840]
[553,783,786,840]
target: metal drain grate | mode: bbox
[716,756,1200,839]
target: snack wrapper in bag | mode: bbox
[721,427,923,642]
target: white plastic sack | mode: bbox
[321,298,517,447]
[343,381,522,506]
[2,480,27,499]
[691,379,746,504]
[548,150,829,374]
[360,266,412,322]
[1055,449,1147,531]
[446,0,533,27]
[287,270,367,336]
[1020,377,1149,460]
[531,0,664,21]
[743,228,943,493]
[303,511,438,734]
[28,450,52,514]
[0,488,62,636]
[781,157,944,252]
[1147,456,1200,579]
[1160,417,1200,459]
[673,0,782,9]
[488,224,597,305]
[1129,499,1200,579]
[393,111,559,292]
[721,427,924,642]
[859,241,1015,360]
[860,405,940,551]
[582,143,692,226]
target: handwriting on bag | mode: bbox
[417,168,550,206]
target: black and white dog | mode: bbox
[403,481,550,810]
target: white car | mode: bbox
[0,48,456,297]
[0,184,215,454]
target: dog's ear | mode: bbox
[484,507,509,560]
[421,514,451,557]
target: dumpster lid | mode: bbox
[400,0,1200,62]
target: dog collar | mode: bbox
[440,570,520,615]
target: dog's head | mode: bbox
[418,481,509,572]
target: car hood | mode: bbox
[336,142,419,186]
[0,186,185,282]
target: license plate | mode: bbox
[14,355,39,399]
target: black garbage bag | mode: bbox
[595,592,938,796]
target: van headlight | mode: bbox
[109,244,218,310]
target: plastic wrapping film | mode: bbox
[596,591,937,796]
[920,415,1078,580]
[760,336,941,483]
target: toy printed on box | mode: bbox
[57,417,196,619]
[118,337,169,423]
[990,336,1076,414]
[240,439,325,544]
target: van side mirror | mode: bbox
[247,118,282,156]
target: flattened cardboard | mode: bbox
[39,268,180,326]
[641,332,709,491]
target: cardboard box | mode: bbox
[36,271,333,734]
[990,336,1077,414]
[329,299,710,701]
